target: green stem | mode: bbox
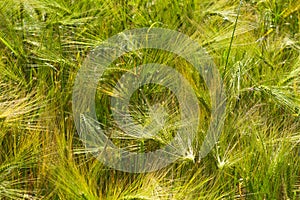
[224,0,243,73]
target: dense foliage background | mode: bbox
[0,0,299,199]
